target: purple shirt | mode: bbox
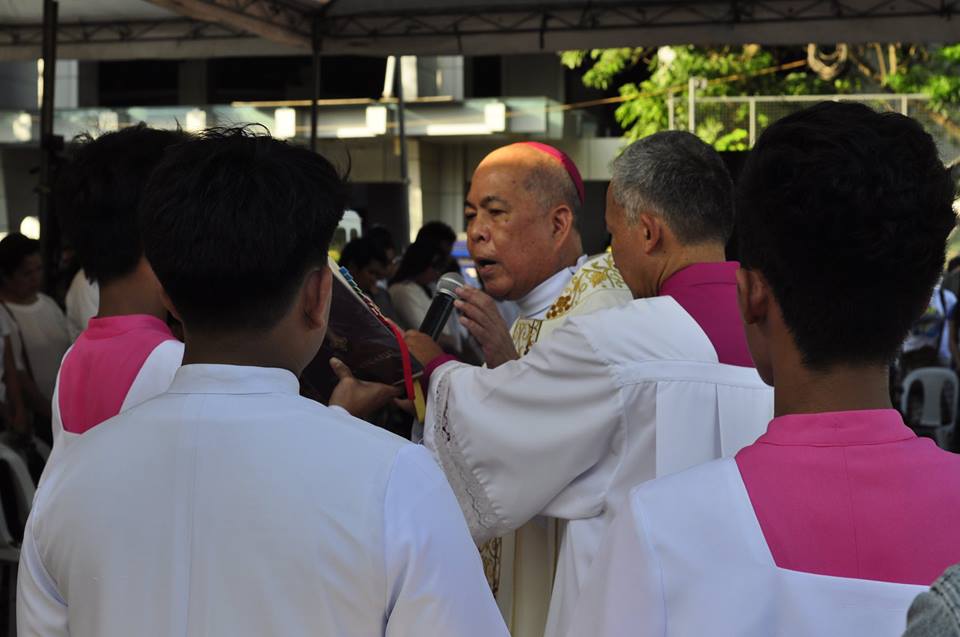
[660,262,754,367]
[737,409,960,585]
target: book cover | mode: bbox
[301,258,422,403]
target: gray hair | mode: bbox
[610,131,733,245]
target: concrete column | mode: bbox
[419,142,466,235]
[406,139,423,243]
[54,60,78,109]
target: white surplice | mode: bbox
[497,252,631,637]
[423,296,774,637]
[566,458,925,637]
[18,364,506,637]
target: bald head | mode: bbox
[477,144,582,223]
[465,143,584,300]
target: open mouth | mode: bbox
[475,258,498,274]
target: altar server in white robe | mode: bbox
[406,131,774,637]
[567,103,960,637]
[17,130,506,637]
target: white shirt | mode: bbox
[49,339,184,463]
[3,294,72,402]
[423,297,773,636]
[64,270,99,341]
[566,458,924,637]
[515,255,587,320]
[18,364,507,637]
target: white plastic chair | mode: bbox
[901,367,959,448]
[0,443,35,533]
[0,488,17,637]
[33,436,50,462]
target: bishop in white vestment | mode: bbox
[449,141,631,636]
[408,132,774,636]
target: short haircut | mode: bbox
[737,102,956,369]
[524,163,582,226]
[139,128,347,332]
[416,221,457,247]
[611,131,734,245]
[339,237,388,271]
[55,124,190,285]
[0,233,39,279]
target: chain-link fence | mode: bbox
[667,93,960,162]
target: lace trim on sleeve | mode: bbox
[429,365,506,544]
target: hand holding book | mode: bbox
[328,357,404,419]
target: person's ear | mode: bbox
[550,204,575,244]
[736,267,769,326]
[302,266,333,332]
[637,213,663,255]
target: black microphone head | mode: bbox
[436,272,465,298]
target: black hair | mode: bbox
[139,128,347,332]
[366,225,396,255]
[415,221,457,247]
[55,124,191,285]
[339,237,388,271]
[948,256,960,272]
[737,102,956,369]
[390,239,448,285]
[0,233,40,279]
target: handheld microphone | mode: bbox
[419,273,465,340]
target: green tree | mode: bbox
[562,44,960,149]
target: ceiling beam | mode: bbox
[144,0,311,49]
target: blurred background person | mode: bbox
[366,225,400,280]
[0,233,71,446]
[416,220,459,274]
[64,269,99,339]
[389,238,465,355]
[338,236,398,323]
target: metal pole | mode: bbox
[748,97,757,147]
[667,92,675,131]
[39,0,60,289]
[687,77,697,133]
[395,58,410,244]
[310,15,321,152]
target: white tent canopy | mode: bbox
[1,0,959,61]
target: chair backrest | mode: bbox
[0,489,16,549]
[901,367,960,427]
[33,436,50,462]
[0,443,35,532]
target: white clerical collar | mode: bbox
[167,364,300,396]
[516,254,588,320]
